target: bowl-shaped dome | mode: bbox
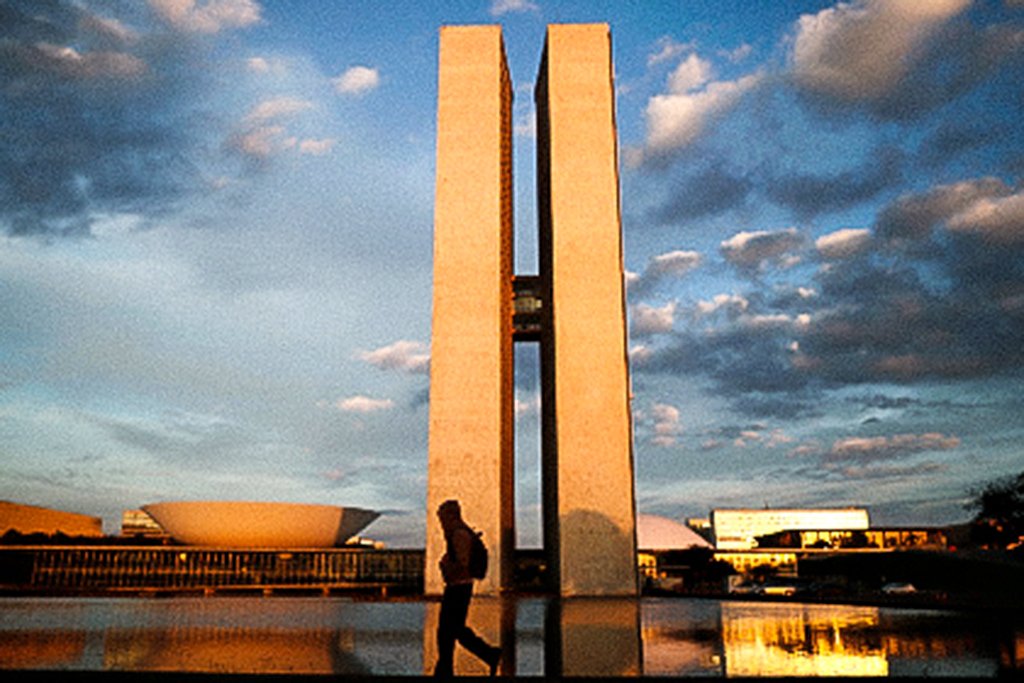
[142,501,379,548]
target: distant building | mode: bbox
[713,550,799,577]
[120,509,169,540]
[754,527,949,551]
[0,500,102,538]
[711,508,869,550]
[638,514,714,551]
[637,514,716,588]
[685,517,713,543]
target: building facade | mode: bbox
[711,508,869,551]
[0,501,102,538]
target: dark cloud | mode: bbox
[917,120,1009,170]
[764,147,903,220]
[653,163,752,224]
[800,254,1024,384]
[731,393,819,420]
[635,316,818,419]
[874,176,1012,242]
[633,180,1024,417]
[0,1,221,237]
[854,394,918,411]
[628,249,702,299]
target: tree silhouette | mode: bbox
[966,470,1024,550]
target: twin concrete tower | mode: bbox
[426,24,638,597]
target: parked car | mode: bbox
[727,578,760,594]
[758,583,799,596]
[882,582,917,594]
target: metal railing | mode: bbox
[0,546,424,593]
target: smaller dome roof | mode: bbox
[637,514,713,550]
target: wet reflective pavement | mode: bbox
[1,596,1020,677]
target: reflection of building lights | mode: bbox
[721,603,888,677]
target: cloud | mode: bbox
[634,402,683,447]
[489,0,539,16]
[946,190,1024,245]
[629,250,701,297]
[298,138,336,156]
[830,461,947,481]
[643,71,761,159]
[720,228,804,273]
[816,228,873,260]
[874,177,1015,242]
[639,317,814,410]
[148,0,262,34]
[245,96,314,122]
[335,396,395,414]
[826,432,960,464]
[230,97,317,161]
[30,43,147,80]
[0,3,214,236]
[790,0,970,102]
[650,402,683,447]
[333,66,380,96]
[647,37,695,67]
[789,0,1023,121]
[696,293,749,317]
[667,53,713,93]
[764,146,903,219]
[918,121,1008,169]
[228,125,291,158]
[720,44,753,63]
[631,302,676,336]
[357,340,430,374]
[247,57,270,73]
[80,14,141,45]
[638,49,761,161]
[654,164,753,223]
[799,239,1024,384]
[635,171,1024,418]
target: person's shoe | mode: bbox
[486,646,501,676]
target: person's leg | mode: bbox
[451,587,501,673]
[434,584,471,676]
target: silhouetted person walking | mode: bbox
[433,499,501,677]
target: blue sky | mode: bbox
[1,0,1022,547]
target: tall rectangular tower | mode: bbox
[536,24,638,596]
[428,23,637,598]
[426,25,515,596]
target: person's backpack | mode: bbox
[468,528,488,580]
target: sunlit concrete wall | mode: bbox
[426,25,515,596]
[536,24,638,596]
[0,500,102,537]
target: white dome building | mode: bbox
[637,514,713,551]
